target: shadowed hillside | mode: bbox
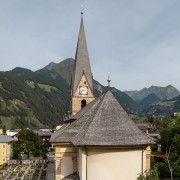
[0,59,138,129]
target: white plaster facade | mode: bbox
[78,148,146,180]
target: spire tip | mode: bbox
[81,5,84,16]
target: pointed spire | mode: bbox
[72,11,94,95]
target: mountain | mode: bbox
[44,58,74,84]
[140,94,180,116]
[125,85,180,102]
[42,58,138,114]
[138,93,160,109]
[0,67,70,129]
[1,58,179,129]
[0,58,138,129]
[125,85,180,116]
[44,62,57,70]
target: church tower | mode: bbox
[71,12,94,115]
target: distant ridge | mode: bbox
[124,85,180,102]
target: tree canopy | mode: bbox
[153,116,180,179]
[13,129,47,158]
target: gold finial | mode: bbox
[107,72,111,87]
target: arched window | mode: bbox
[81,99,87,108]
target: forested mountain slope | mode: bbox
[0,58,137,129]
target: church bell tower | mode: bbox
[71,12,94,115]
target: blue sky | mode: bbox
[0,0,180,91]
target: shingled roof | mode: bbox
[0,135,14,143]
[71,12,93,95]
[51,91,155,147]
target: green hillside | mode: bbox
[0,67,70,129]
[0,58,138,129]
[141,95,180,116]
[44,58,74,84]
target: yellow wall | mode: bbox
[0,142,11,165]
[146,146,151,171]
[71,74,94,115]
[54,144,78,179]
[0,129,3,134]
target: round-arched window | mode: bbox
[81,99,87,108]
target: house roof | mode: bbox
[0,135,14,143]
[33,130,52,137]
[51,91,155,147]
[71,12,93,95]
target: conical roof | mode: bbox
[51,91,155,147]
[72,13,93,95]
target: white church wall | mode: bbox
[78,149,87,180]
[86,149,146,180]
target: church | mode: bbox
[50,12,155,180]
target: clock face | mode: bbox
[79,86,88,95]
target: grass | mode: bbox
[26,80,58,92]
[151,101,176,107]
[37,83,57,92]
[0,99,45,129]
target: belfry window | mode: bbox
[81,99,87,108]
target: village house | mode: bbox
[0,135,13,165]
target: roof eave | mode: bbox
[74,143,156,148]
